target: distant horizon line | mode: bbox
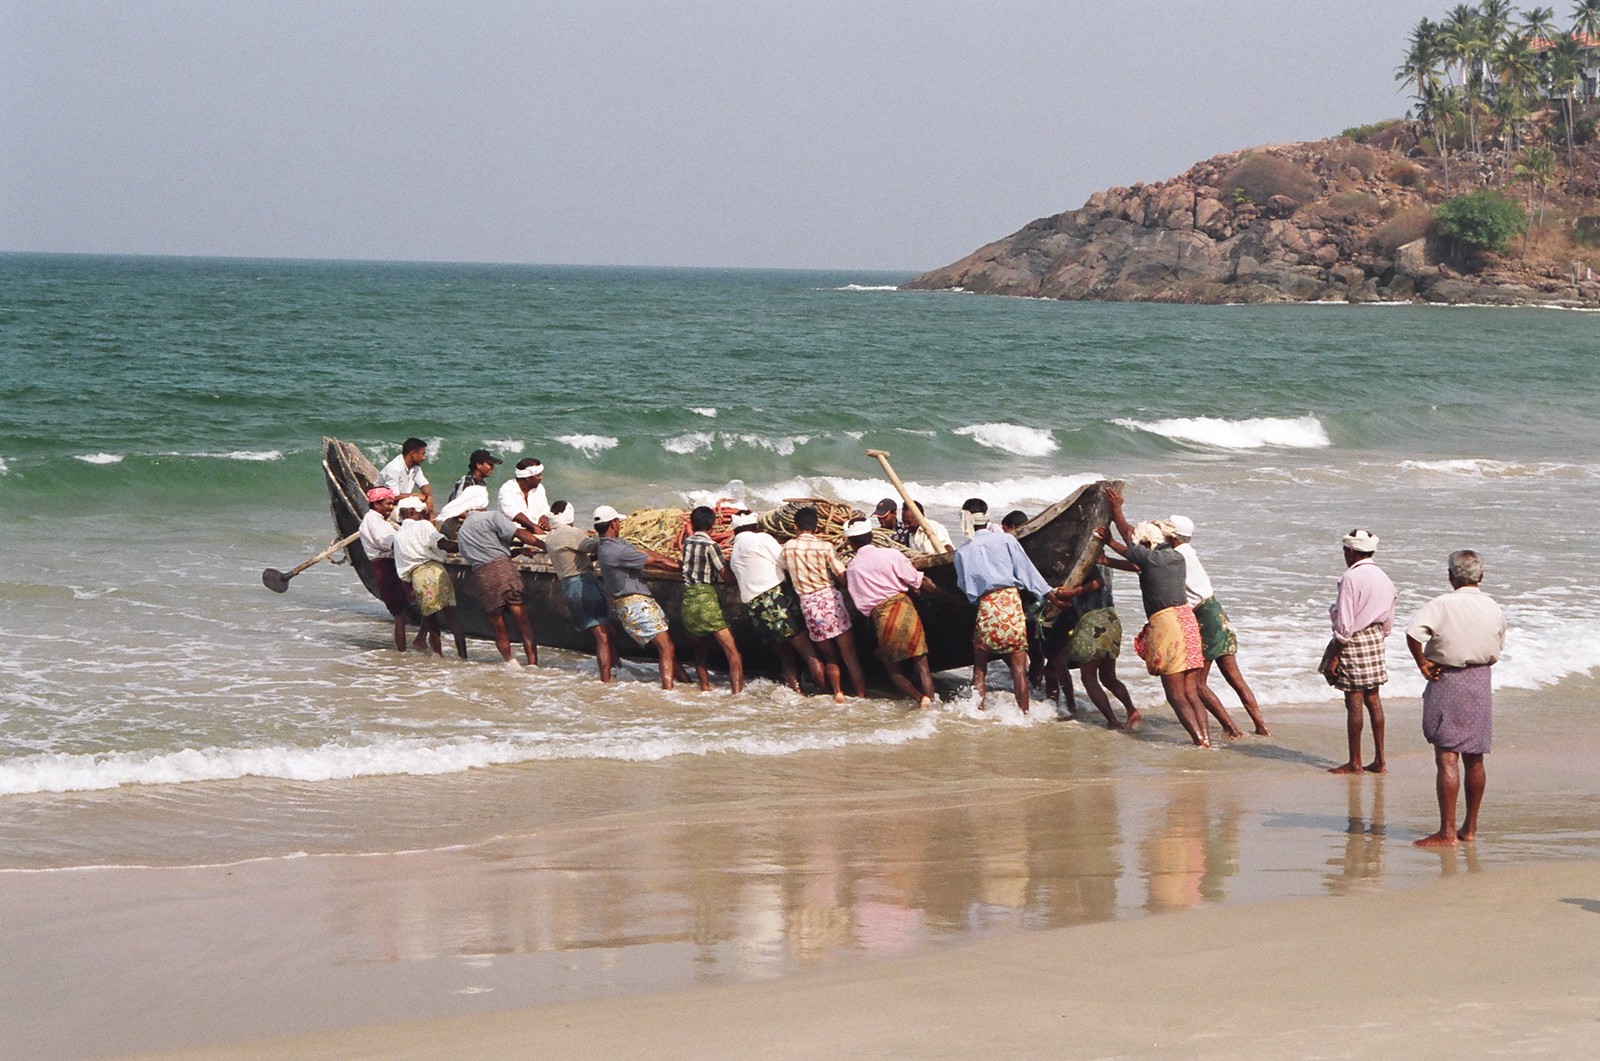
[0,248,922,276]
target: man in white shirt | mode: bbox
[375,437,432,515]
[394,497,466,659]
[498,458,551,533]
[1167,515,1269,736]
[728,513,824,693]
[359,487,409,652]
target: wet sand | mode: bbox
[4,685,1599,1058]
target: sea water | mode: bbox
[2,253,1599,867]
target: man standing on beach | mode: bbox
[447,485,542,667]
[680,506,745,694]
[375,437,433,515]
[1167,515,1270,736]
[1319,529,1397,774]
[499,458,552,534]
[448,448,501,503]
[844,517,941,709]
[1406,550,1506,846]
[729,513,824,692]
[594,504,686,689]
[781,505,866,703]
[954,517,1062,715]
[542,500,617,682]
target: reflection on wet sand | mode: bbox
[1326,778,1387,895]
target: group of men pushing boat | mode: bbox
[351,440,1274,741]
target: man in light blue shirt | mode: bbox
[954,522,1062,715]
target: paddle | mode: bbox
[262,531,362,593]
[865,448,926,527]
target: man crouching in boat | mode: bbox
[843,517,941,710]
[954,513,1069,715]
[593,505,689,689]
[394,497,467,659]
[443,485,542,667]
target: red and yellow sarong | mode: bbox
[973,587,1028,654]
[1133,604,1204,676]
[870,592,928,663]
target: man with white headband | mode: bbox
[541,499,616,682]
[498,458,551,534]
[1319,528,1396,774]
[729,511,825,694]
[1166,514,1270,736]
[393,496,467,659]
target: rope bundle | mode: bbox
[620,497,917,561]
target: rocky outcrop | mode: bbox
[904,139,1600,307]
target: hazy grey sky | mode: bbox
[3,1,1448,271]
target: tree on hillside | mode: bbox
[1575,0,1600,42]
[1514,144,1557,247]
[1550,35,1582,170]
[1435,189,1527,256]
[1522,5,1558,41]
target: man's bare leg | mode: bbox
[690,636,712,691]
[815,638,844,702]
[1213,654,1269,735]
[1329,689,1366,773]
[713,628,745,693]
[1079,664,1120,727]
[486,611,515,664]
[910,655,935,710]
[650,631,679,690]
[1459,752,1486,841]
[971,643,992,710]
[1160,673,1207,746]
[590,624,614,682]
[393,613,408,653]
[413,616,432,655]
[1416,747,1461,846]
[507,602,538,666]
[775,643,803,692]
[1005,649,1031,715]
[833,632,867,698]
[442,606,467,659]
[1098,659,1140,729]
[790,634,826,690]
[1195,676,1244,739]
[1363,689,1386,772]
[878,649,921,702]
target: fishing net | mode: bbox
[619,498,917,561]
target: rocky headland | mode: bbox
[904,133,1600,306]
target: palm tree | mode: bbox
[1514,144,1557,254]
[1428,87,1465,189]
[1551,34,1583,169]
[1522,5,1558,41]
[1573,0,1600,40]
[1493,89,1531,168]
[1397,19,1444,139]
[1443,10,1490,150]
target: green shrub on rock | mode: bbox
[1434,190,1525,255]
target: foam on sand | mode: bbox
[554,434,619,458]
[953,422,1059,457]
[1113,414,1330,450]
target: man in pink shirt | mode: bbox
[1318,529,1397,774]
[843,518,941,709]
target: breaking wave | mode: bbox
[554,434,620,458]
[1113,415,1330,450]
[953,422,1058,457]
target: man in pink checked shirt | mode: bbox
[1318,529,1397,774]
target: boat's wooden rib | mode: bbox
[321,437,1117,675]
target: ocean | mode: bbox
[3,254,1600,1023]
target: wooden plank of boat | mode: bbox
[319,436,1118,675]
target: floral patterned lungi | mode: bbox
[798,586,852,642]
[974,587,1028,654]
[747,584,803,643]
[870,592,928,663]
[406,560,455,616]
[1134,604,1204,676]
[614,592,669,647]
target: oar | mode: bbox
[262,531,362,593]
[865,448,922,522]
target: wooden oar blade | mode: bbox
[261,568,292,593]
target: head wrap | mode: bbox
[730,512,759,530]
[395,496,427,513]
[515,461,544,480]
[549,505,575,526]
[843,517,873,538]
[366,487,397,504]
[437,485,488,522]
[1342,529,1379,554]
[1131,521,1166,548]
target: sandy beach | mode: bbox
[5,682,1599,1060]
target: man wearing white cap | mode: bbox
[498,458,551,534]
[1166,514,1270,736]
[542,499,616,682]
[729,512,825,693]
[394,496,467,659]
[593,505,686,689]
[1319,529,1397,774]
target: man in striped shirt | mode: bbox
[781,506,866,703]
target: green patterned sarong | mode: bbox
[681,582,729,637]
[1066,606,1122,666]
[1192,596,1238,661]
[747,583,802,643]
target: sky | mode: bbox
[2,1,1455,272]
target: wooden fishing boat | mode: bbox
[321,437,1118,674]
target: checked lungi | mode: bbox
[1333,623,1388,691]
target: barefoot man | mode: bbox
[843,517,942,709]
[953,515,1066,715]
[448,486,542,667]
[1406,550,1506,847]
[394,497,467,659]
[781,506,866,703]
[1167,514,1271,736]
[594,504,688,690]
[1319,529,1397,774]
[679,506,745,694]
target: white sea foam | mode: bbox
[74,453,124,465]
[0,457,8,476]
[1113,415,1330,450]
[0,715,941,796]
[703,472,1105,513]
[208,449,282,462]
[483,438,524,454]
[836,284,900,292]
[1397,458,1532,478]
[554,434,619,458]
[663,431,716,455]
[426,436,444,460]
[953,422,1058,457]
[690,407,718,418]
